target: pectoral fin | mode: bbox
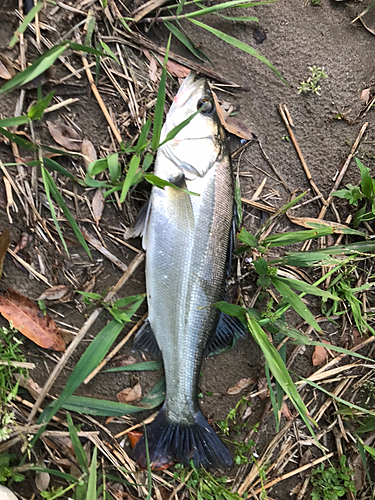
[167,173,195,232]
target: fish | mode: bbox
[132,72,245,469]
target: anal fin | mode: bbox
[132,318,162,359]
[205,311,247,355]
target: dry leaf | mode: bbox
[149,57,158,83]
[242,405,252,420]
[15,374,42,400]
[257,377,268,400]
[0,54,15,80]
[37,285,71,302]
[81,138,97,170]
[312,341,328,366]
[92,189,105,224]
[351,452,366,491]
[280,401,293,420]
[14,232,31,254]
[166,60,190,78]
[112,354,136,367]
[0,229,10,283]
[213,92,253,140]
[35,464,50,492]
[361,87,371,104]
[128,430,143,448]
[227,377,255,395]
[47,121,82,151]
[116,383,142,403]
[0,288,65,351]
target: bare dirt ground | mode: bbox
[0,0,375,498]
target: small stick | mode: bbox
[167,469,194,500]
[251,177,267,201]
[257,139,291,192]
[254,452,335,495]
[44,98,79,114]
[278,104,326,204]
[84,312,147,384]
[3,177,17,223]
[8,248,52,286]
[241,197,276,213]
[81,228,129,272]
[114,411,157,438]
[27,251,145,422]
[317,122,368,221]
[81,54,123,146]
[106,232,141,254]
[132,0,171,22]
[0,360,35,368]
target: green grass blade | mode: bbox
[213,301,246,319]
[28,90,55,120]
[43,157,76,181]
[99,41,120,64]
[274,276,338,300]
[41,166,69,255]
[145,173,199,196]
[38,319,125,425]
[144,423,153,500]
[30,467,77,483]
[68,42,115,59]
[183,0,274,18]
[271,277,322,332]
[86,447,97,500]
[0,116,31,127]
[42,168,92,258]
[217,14,258,21]
[136,119,152,152]
[189,19,287,85]
[120,154,140,203]
[103,360,163,373]
[263,227,334,247]
[237,227,259,249]
[157,109,200,148]
[107,153,120,182]
[164,20,208,62]
[358,440,373,493]
[67,414,89,473]
[61,378,166,416]
[85,13,95,46]
[9,2,44,47]
[265,362,279,432]
[152,35,171,150]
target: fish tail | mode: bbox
[132,406,232,469]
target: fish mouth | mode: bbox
[174,71,206,108]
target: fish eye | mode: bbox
[197,97,214,115]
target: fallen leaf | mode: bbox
[257,377,268,400]
[0,288,65,351]
[16,374,43,400]
[312,341,328,366]
[213,92,253,140]
[81,138,97,170]
[14,232,31,254]
[92,189,105,224]
[242,405,252,420]
[361,87,371,104]
[0,54,15,80]
[128,430,143,448]
[116,383,142,403]
[37,285,71,302]
[227,377,255,395]
[149,56,158,83]
[47,121,82,151]
[299,449,312,480]
[35,461,50,492]
[351,452,366,491]
[281,401,293,420]
[0,229,10,283]
[112,354,136,367]
[166,60,190,78]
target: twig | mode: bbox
[257,139,291,192]
[317,122,368,220]
[132,0,171,22]
[278,103,326,203]
[8,248,52,286]
[27,251,145,422]
[84,312,148,384]
[81,228,129,272]
[241,197,276,213]
[44,98,79,113]
[0,360,35,369]
[81,54,123,145]
[254,452,335,495]
[167,468,194,500]
[114,412,157,439]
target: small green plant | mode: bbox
[174,462,242,500]
[311,0,322,5]
[217,397,250,436]
[310,455,356,500]
[298,66,327,94]
[333,158,375,227]
[0,452,25,484]
[0,325,28,441]
[233,439,255,465]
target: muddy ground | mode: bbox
[0,0,374,498]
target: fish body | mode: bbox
[133,73,238,469]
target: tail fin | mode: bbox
[132,407,232,469]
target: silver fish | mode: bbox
[133,72,244,469]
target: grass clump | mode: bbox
[298,66,327,95]
[310,455,356,500]
[0,325,27,442]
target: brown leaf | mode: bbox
[166,60,190,79]
[312,341,328,366]
[280,401,293,420]
[0,288,65,351]
[92,189,105,224]
[0,54,15,80]
[0,229,10,283]
[351,452,366,491]
[227,377,255,395]
[14,374,42,400]
[149,57,158,83]
[37,285,71,302]
[212,92,253,140]
[14,232,31,254]
[116,383,142,403]
[257,377,268,400]
[112,354,136,368]
[81,139,97,170]
[35,469,50,492]
[361,88,371,104]
[128,430,143,448]
[47,121,82,151]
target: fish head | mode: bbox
[160,72,227,180]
